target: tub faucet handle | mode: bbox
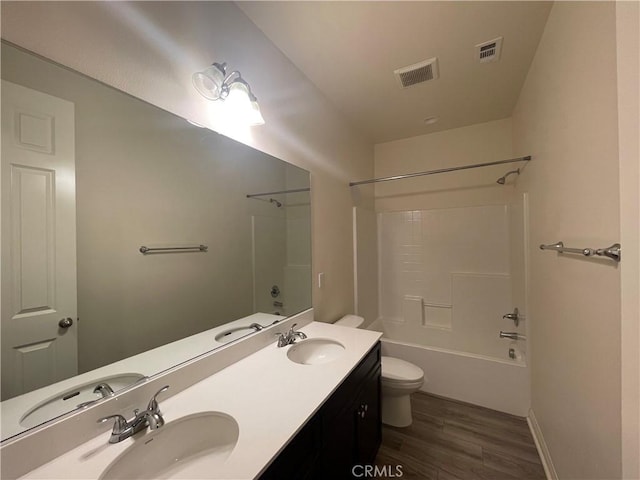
[502,308,520,327]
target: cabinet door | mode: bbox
[259,415,322,480]
[355,366,382,465]
[321,401,358,478]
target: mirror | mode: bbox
[0,42,312,441]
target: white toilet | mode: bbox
[335,315,425,427]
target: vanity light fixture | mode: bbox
[192,62,265,126]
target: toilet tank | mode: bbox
[335,315,364,328]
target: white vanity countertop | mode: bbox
[19,322,382,480]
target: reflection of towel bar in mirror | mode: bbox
[539,241,621,262]
[139,245,208,254]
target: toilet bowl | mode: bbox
[380,356,424,427]
[335,315,425,427]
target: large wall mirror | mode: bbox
[0,42,312,441]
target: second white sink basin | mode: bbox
[100,411,239,479]
[214,326,256,344]
[287,338,345,365]
[20,373,145,429]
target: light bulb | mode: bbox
[248,100,265,126]
[226,81,252,109]
[226,81,264,126]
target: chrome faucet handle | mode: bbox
[276,324,307,347]
[502,308,520,327]
[292,324,307,338]
[147,385,169,413]
[276,331,288,347]
[137,409,165,430]
[97,414,128,434]
[93,382,115,398]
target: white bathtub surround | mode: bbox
[402,296,424,325]
[3,319,381,479]
[371,320,529,417]
[377,205,525,362]
[372,202,530,416]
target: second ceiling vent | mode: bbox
[394,57,439,88]
[475,37,503,63]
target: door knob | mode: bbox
[58,317,73,329]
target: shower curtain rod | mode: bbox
[349,155,531,187]
[246,187,310,198]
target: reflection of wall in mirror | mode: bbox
[284,183,312,314]
[1,43,311,377]
[251,175,312,317]
[252,215,286,314]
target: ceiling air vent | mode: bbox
[394,57,439,88]
[475,37,503,63]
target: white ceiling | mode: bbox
[239,1,552,144]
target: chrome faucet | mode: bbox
[76,382,116,408]
[276,323,307,347]
[93,383,115,398]
[97,385,169,443]
[249,322,264,331]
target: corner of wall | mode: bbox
[527,408,557,480]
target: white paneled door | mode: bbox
[1,81,77,401]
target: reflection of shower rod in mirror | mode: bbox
[247,187,311,208]
[246,187,310,198]
[139,245,208,254]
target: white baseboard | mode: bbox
[527,408,558,480]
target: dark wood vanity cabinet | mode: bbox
[259,342,381,480]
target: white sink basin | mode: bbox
[287,338,345,365]
[100,412,239,480]
[20,373,145,428]
[214,326,256,344]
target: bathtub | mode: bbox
[368,318,530,416]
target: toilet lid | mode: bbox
[381,356,424,383]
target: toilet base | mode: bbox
[381,393,413,427]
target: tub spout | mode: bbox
[499,331,525,341]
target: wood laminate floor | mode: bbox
[374,392,546,480]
